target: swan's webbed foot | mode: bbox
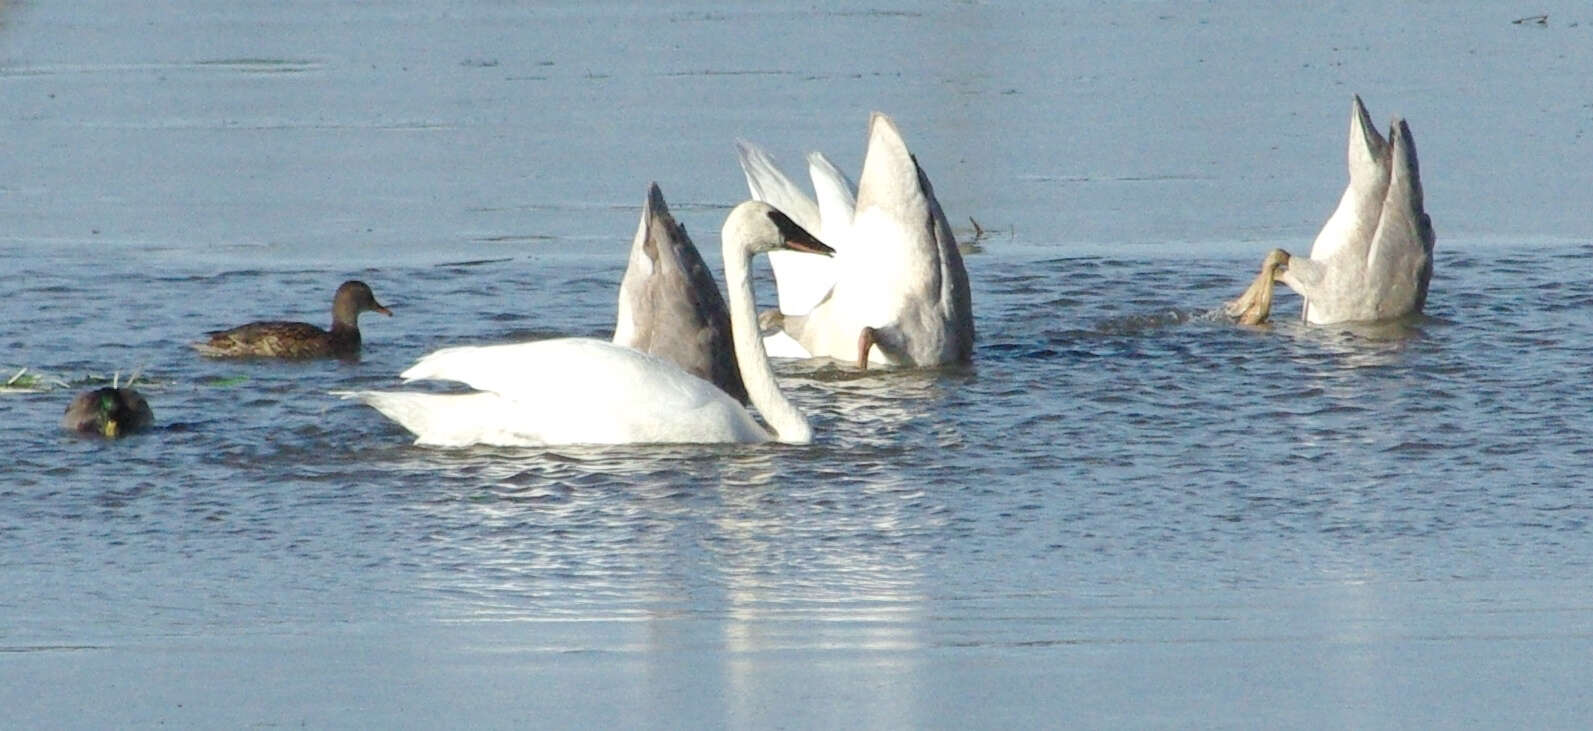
[1225,249,1290,325]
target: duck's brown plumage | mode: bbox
[195,280,391,360]
[62,387,154,438]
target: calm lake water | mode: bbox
[4,1,1593,727]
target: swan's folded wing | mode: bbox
[339,390,537,447]
[386,339,765,444]
[1365,118,1436,318]
[918,157,975,362]
[402,340,657,397]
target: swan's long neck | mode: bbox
[724,246,813,444]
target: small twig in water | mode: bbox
[1512,14,1548,25]
[6,367,26,387]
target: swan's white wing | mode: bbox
[1364,118,1435,318]
[735,140,821,232]
[339,391,547,447]
[807,151,856,241]
[613,183,747,403]
[372,338,767,445]
[736,140,838,316]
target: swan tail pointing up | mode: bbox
[844,112,974,366]
[1309,95,1393,265]
[613,183,748,404]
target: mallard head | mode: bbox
[63,387,154,439]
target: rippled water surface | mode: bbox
[4,1,1593,727]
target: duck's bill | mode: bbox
[101,419,120,438]
[374,305,394,316]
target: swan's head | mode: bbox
[722,201,835,259]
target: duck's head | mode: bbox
[64,387,153,438]
[721,201,835,258]
[333,280,392,321]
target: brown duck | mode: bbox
[194,280,391,359]
[62,387,154,438]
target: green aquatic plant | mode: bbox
[1,367,68,392]
[0,366,164,393]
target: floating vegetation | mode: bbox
[0,366,165,394]
[2,367,65,392]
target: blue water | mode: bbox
[3,1,1592,727]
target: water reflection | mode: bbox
[377,423,940,726]
[711,471,928,728]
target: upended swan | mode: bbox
[1228,96,1435,325]
[613,183,748,404]
[737,112,974,368]
[339,201,833,447]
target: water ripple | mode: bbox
[2,243,1592,633]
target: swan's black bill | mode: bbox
[765,209,834,257]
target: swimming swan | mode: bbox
[341,201,833,447]
[1228,96,1435,325]
[613,183,748,404]
[737,112,974,368]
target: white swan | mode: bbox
[341,201,834,447]
[1228,96,1435,325]
[612,183,747,404]
[737,112,974,368]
